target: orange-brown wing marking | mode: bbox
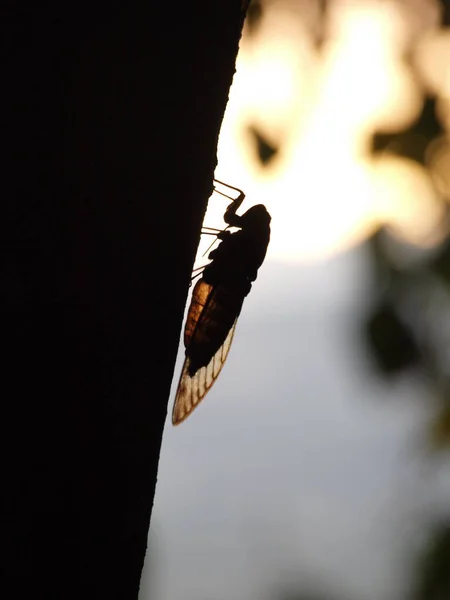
[172,320,237,426]
[184,279,214,348]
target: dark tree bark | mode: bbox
[2,2,246,598]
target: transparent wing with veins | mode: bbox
[172,320,237,426]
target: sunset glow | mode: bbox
[202,0,447,262]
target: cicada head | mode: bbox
[239,204,271,233]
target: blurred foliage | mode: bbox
[247,2,450,600]
[253,1,450,598]
[443,2,450,26]
[429,403,450,450]
[432,237,450,287]
[362,19,450,449]
[365,298,421,374]
[358,6,450,600]
[363,225,450,453]
[371,97,443,166]
[413,524,450,600]
[246,0,263,36]
[248,124,280,166]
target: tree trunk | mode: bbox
[2,2,246,598]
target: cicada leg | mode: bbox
[213,178,245,197]
[213,178,246,227]
[190,265,206,287]
[202,226,222,233]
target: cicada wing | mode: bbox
[172,320,237,426]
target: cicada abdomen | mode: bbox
[172,180,271,425]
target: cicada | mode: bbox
[172,179,271,425]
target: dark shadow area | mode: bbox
[2,2,247,599]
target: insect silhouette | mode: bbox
[172,178,271,425]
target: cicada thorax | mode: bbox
[184,277,249,376]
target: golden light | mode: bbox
[414,29,450,98]
[372,155,446,247]
[200,0,447,263]
[414,29,450,131]
[427,136,450,198]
